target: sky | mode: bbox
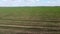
[0,0,60,6]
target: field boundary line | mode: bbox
[0,24,59,29]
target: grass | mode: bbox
[0,7,60,34]
[0,7,59,25]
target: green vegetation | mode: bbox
[0,7,60,26]
[0,7,60,34]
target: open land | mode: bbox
[0,7,60,34]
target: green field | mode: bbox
[0,7,60,34]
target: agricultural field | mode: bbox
[0,7,60,34]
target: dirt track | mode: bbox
[0,24,60,34]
